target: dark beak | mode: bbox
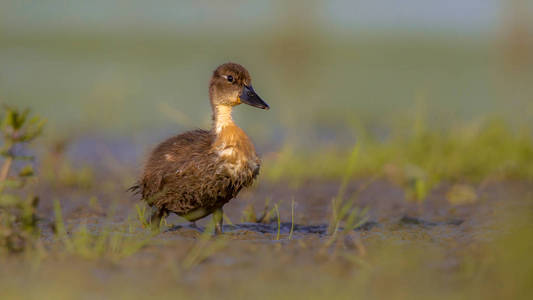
[240,85,269,110]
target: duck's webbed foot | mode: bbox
[150,207,168,231]
[213,208,223,235]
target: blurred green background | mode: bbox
[1,3,533,299]
[1,0,532,143]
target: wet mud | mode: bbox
[37,174,533,246]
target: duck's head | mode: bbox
[209,62,269,110]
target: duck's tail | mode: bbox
[127,183,142,195]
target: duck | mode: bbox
[130,62,269,233]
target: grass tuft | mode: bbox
[264,119,533,201]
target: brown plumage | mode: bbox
[130,62,269,233]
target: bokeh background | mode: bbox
[2,2,533,299]
[2,0,532,146]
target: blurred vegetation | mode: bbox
[0,106,44,253]
[264,119,533,201]
[0,2,532,298]
[2,32,532,136]
[0,207,531,300]
[51,199,150,261]
[40,138,94,189]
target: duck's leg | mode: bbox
[213,207,223,235]
[150,207,168,231]
[190,221,201,231]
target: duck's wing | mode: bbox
[136,129,214,201]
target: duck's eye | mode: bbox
[226,75,233,83]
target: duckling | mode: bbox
[130,62,269,233]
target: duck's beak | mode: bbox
[240,85,269,110]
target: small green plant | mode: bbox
[40,138,94,189]
[326,197,369,246]
[54,200,152,261]
[0,106,45,253]
[274,203,281,240]
[327,143,365,235]
[135,204,149,228]
[289,197,295,240]
[241,197,275,224]
[181,220,227,270]
[324,147,370,251]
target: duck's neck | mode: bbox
[212,105,256,158]
[213,105,235,135]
